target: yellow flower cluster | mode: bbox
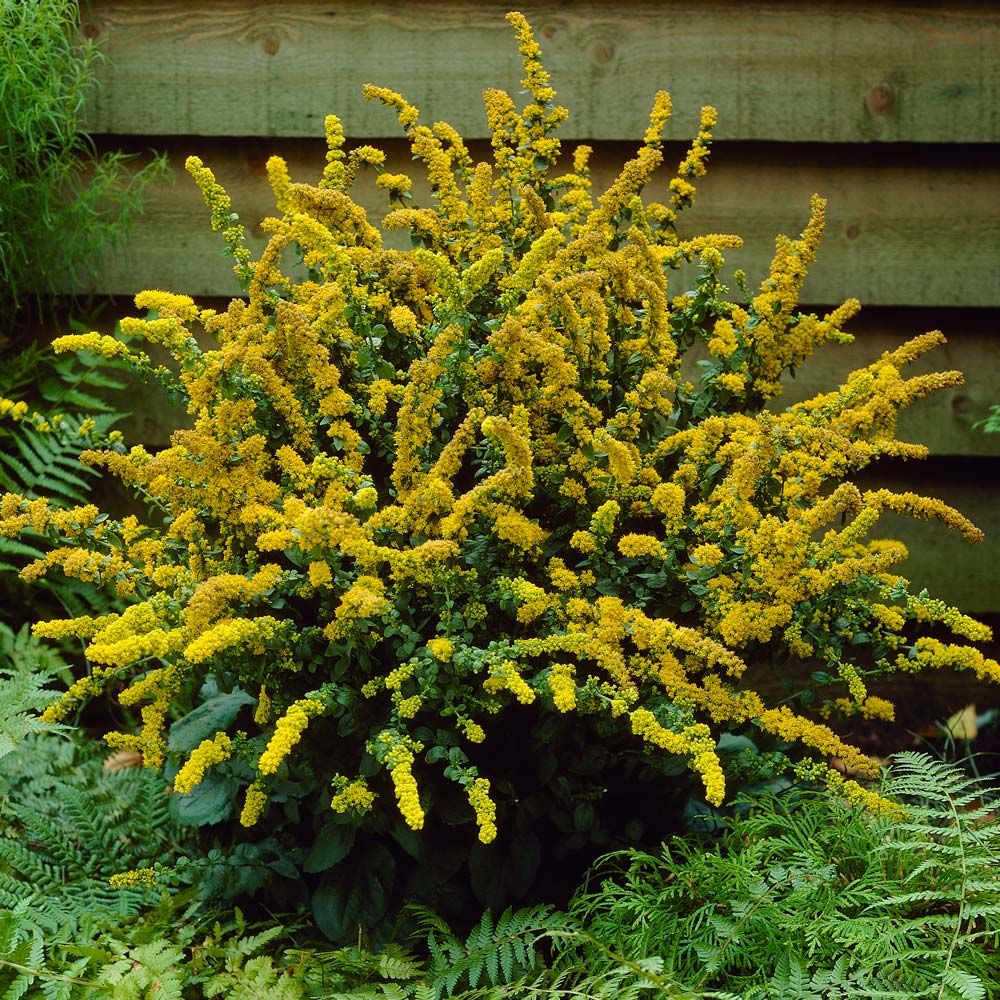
[13,10,996,849]
[109,867,158,889]
[547,663,577,712]
[618,534,664,559]
[630,710,726,805]
[258,698,324,775]
[426,637,454,662]
[483,660,536,705]
[0,398,29,420]
[385,740,424,830]
[463,720,486,743]
[330,776,376,814]
[174,732,232,794]
[239,784,269,827]
[467,777,498,843]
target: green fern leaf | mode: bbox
[941,968,986,1000]
[0,932,41,1000]
[208,955,303,1000]
[376,952,419,982]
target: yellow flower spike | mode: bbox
[500,227,563,304]
[362,85,420,132]
[239,784,269,827]
[463,720,486,744]
[51,333,145,363]
[185,155,252,280]
[618,534,664,560]
[258,698,325,776]
[596,430,637,485]
[254,685,271,726]
[319,113,347,189]
[547,664,577,712]
[376,172,413,198]
[590,500,620,537]
[397,694,422,719]
[265,155,293,212]
[467,777,498,843]
[182,616,287,664]
[384,743,424,830]
[389,304,419,336]
[0,398,30,421]
[330,776,376,814]
[109,867,157,889]
[324,576,390,640]
[308,560,333,588]
[484,659,536,705]
[174,732,232,794]
[506,11,555,105]
[643,90,673,147]
[133,289,198,322]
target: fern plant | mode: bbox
[0,622,68,764]
[0,760,184,938]
[0,342,130,625]
[565,753,1000,999]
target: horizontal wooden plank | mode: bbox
[80,1,1000,143]
[859,461,1000,615]
[79,139,1000,308]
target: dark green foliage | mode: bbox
[0,415,104,509]
[0,0,168,330]
[566,753,1000,998]
[410,904,568,997]
[973,403,1000,434]
[0,746,184,937]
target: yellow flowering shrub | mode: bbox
[5,10,998,920]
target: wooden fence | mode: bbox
[74,0,1000,612]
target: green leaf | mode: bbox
[312,843,395,943]
[168,772,236,826]
[469,833,540,910]
[168,688,255,752]
[304,822,356,873]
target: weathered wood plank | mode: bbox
[858,463,1000,615]
[81,139,1000,307]
[80,1,1000,143]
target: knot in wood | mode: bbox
[866,82,895,115]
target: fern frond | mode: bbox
[424,905,567,997]
[205,955,303,1000]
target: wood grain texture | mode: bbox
[80,139,1000,308]
[79,1,1000,143]
[859,463,1000,615]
